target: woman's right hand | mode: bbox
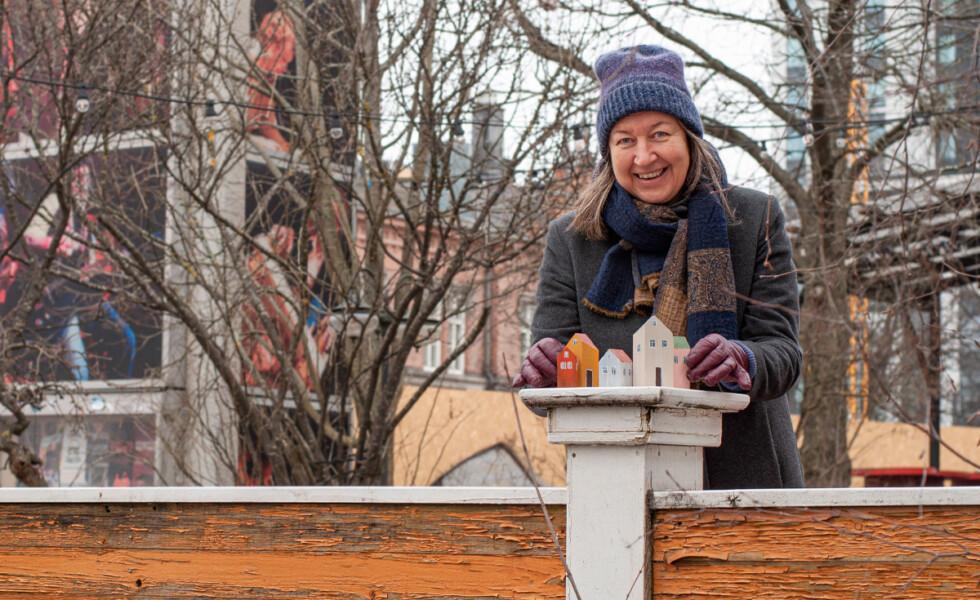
[511,337,563,388]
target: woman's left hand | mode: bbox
[685,333,752,391]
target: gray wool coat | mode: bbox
[532,186,805,489]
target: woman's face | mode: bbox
[608,111,690,204]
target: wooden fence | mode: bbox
[1,487,977,598]
[0,488,566,598]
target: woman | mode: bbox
[513,45,804,489]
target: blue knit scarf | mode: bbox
[582,181,738,346]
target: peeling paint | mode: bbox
[0,502,566,598]
[652,505,980,598]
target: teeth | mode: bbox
[636,168,666,180]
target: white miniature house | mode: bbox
[598,349,633,387]
[632,316,675,387]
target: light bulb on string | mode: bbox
[75,87,91,114]
[329,114,344,140]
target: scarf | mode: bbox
[582,181,738,347]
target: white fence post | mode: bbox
[520,386,748,599]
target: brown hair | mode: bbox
[570,124,730,240]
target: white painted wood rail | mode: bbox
[520,385,749,600]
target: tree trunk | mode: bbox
[799,267,853,487]
[1,440,47,487]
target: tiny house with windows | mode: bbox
[599,349,633,387]
[565,333,599,387]
[633,316,675,387]
[672,335,691,389]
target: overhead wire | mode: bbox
[3,69,978,141]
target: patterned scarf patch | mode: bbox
[582,181,737,346]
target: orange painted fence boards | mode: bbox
[652,504,980,598]
[0,503,566,598]
[3,498,976,598]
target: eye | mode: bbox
[614,136,634,146]
[651,130,670,140]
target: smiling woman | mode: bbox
[512,45,805,490]
[608,112,690,205]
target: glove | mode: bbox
[685,333,752,391]
[511,337,563,389]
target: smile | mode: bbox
[635,167,667,181]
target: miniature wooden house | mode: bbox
[672,336,691,389]
[599,349,633,387]
[632,316,674,387]
[556,348,579,388]
[567,333,600,387]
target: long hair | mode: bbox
[570,124,730,240]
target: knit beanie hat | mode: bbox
[594,45,704,162]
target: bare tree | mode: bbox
[2,0,588,486]
[0,0,169,486]
[154,0,593,484]
[4,0,973,489]
[507,0,978,486]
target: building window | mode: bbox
[662,339,668,348]
[434,444,535,486]
[423,339,441,372]
[951,287,980,425]
[447,292,467,375]
[17,414,157,487]
[934,1,979,169]
[422,298,444,372]
[787,37,807,82]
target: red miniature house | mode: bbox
[556,348,580,388]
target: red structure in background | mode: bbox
[854,467,980,487]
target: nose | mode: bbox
[633,139,658,166]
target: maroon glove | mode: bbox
[511,337,563,388]
[685,333,752,391]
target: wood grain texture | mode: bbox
[0,503,566,598]
[652,504,980,598]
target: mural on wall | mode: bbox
[247,0,358,163]
[22,414,156,487]
[242,160,338,391]
[0,148,165,382]
[248,0,299,152]
[1,1,168,141]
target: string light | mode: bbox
[328,114,343,140]
[74,86,91,114]
[4,70,975,139]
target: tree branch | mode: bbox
[621,0,802,128]
[702,116,809,207]
[505,0,592,77]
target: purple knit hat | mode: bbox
[594,45,704,162]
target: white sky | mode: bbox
[586,0,779,191]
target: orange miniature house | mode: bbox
[566,333,600,387]
[556,348,579,388]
